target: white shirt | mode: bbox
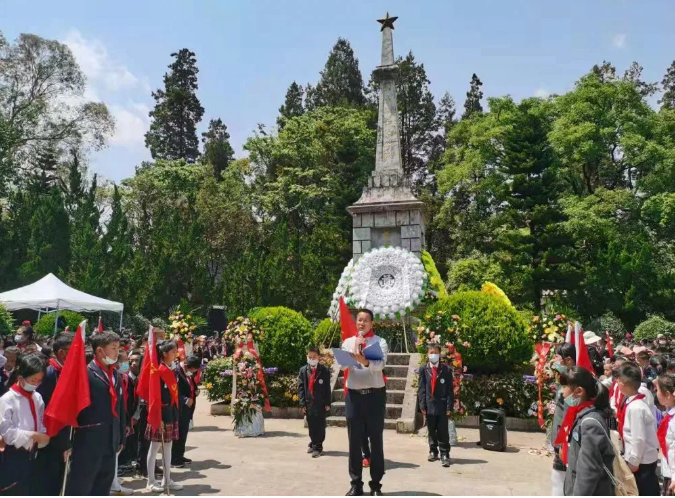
[622,394,660,467]
[341,334,388,390]
[610,384,654,413]
[0,388,47,451]
[660,407,675,478]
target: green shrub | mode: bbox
[0,305,14,336]
[462,373,544,418]
[587,312,627,343]
[423,291,532,374]
[267,374,300,407]
[315,318,341,348]
[634,316,675,341]
[202,357,233,403]
[421,250,447,299]
[34,310,86,336]
[248,307,314,374]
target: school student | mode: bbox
[558,366,615,496]
[34,332,74,496]
[111,349,134,496]
[298,346,332,457]
[145,340,182,493]
[417,344,453,467]
[0,354,50,495]
[66,331,126,496]
[616,362,660,496]
[550,343,576,495]
[655,374,675,495]
[172,354,201,467]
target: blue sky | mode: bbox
[2,0,674,182]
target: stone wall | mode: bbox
[352,208,425,261]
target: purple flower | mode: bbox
[463,373,474,380]
[263,367,279,375]
[522,375,537,384]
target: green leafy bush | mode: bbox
[634,316,675,341]
[34,310,86,336]
[248,307,313,374]
[423,291,532,374]
[0,305,15,336]
[421,250,447,299]
[462,373,546,418]
[202,357,233,403]
[587,312,627,343]
[315,318,341,348]
[267,374,300,407]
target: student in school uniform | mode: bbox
[550,343,576,495]
[417,343,453,467]
[34,332,74,496]
[298,346,332,457]
[111,349,135,496]
[615,362,661,496]
[66,331,126,496]
[0,354,50,495]
[145,340,183,493]
[171,354,201,467]
[655,374,675,495]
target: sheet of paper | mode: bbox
[363,341,384,361]
[332,348,361,368]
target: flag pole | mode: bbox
[60,427,74,496]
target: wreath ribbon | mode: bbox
[534,342,552,428]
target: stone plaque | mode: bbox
[371,227,401,249]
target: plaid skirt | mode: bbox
[145,421,180,442]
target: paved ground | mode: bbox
[121,397,552,496]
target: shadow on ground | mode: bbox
[385,459,420,470]
[262,430,305,438]
[190,425,224,433]
[321,450,350,457]
[450,457,488,465]
[187,459,232,472]
[387,492,442,496]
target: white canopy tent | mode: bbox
[0,273,124,333]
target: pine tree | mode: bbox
[201,118,235,180]
[428,92,456,174]
[145,49,205,163]
[101,185,133,302]
[31,145,60,190]
[462,73,484,119]
[63,149,84,216]
[311,38,366,108]
[622,61,657,97]
[660,60,675,109]
[591,61,617,82]
[277,81,305,128]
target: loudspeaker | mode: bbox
[207,306,227,334]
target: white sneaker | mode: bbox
[168,481,183,491]
[110,485,134,496]
[146,483,163,493]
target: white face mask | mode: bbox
[14,334,25,344]
[21,381,38,392]
[429,354,440,364]
[103,355,118,366]
[307,358,319,367]
[186,371,193,377]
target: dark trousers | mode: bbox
[31,444,66,495]
[137,405,151,474]
[66,446,116,496]
[362,431,371,459]
[307,410,327,451]
[0,447,32,496]
[119,428,137,466]
[172,406,191,463]
[664,478,672,496]
[427,413,450,455]
[633,461,660,496]
[346,389,386,491]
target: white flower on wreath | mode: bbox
[328,247,428,321]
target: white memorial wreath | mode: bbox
[328,247,428,321]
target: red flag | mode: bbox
[574,322,595,376]
[605,331,614,358]
[97,315,104,334]
[44,320,91,436]
[339,297,358,341]
[136,325,162,430]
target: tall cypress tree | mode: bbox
[101,185,133,302]
[462,73,484,119]
[311,38,366,108]
[68,174,103,293]
[201,118,235,180]
[64,149,84,216]
[145,49,205,162]
[277,81,305,128]
[660,61,675,109]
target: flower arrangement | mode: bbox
[222,316,264,346]
[416,311,465,351]
[529,313,569,343]
[328,247,429,321]
[203,358,233,403]
[168,302,205,344]
[232,353,268,426]
[267,375,301,408]
[445,342,468,422]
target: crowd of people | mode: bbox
[0,323,203,495]
[550,330,675,496]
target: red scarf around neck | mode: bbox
[617,394,646,439]
[120,373,129,409]
[158,363,179,407]
[48,358,63,373]
[659,412,673,463]
[431,365,439,396]
[10,384,37,431]
[554,400,594,465]
[309,366,318,396]
[94,358,119,418]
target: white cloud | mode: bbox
[612,33,627,49]
[109,102,150,148]
[534,88,550,98]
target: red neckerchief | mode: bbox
[178,365,195,401]
[121,373,129,409]
[49,358,63,373]
[158,363,179,407]
[10,384,37,431]
[617,394,646,439]
[658,412,674,463]
[309,366,318,396]
[94,358,119,418]
[431,365,438,396]
[554,400,594,465]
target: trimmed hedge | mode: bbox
[424,291,532,373]
[248,307,313,374]
[314,318,341,348]
[634,316,675,341]
[34,310,86,336]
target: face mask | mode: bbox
[21,381,38,392]
[552,362,568,374]
[118,362,130,374]
[564,394,581,407]
[103,354,118,366]
[186,371,193,377]
[429,354,440,364]
[307,358,319,367]
[14,334,25,344]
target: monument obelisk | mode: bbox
[348,13,426,261]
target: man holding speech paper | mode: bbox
[339,308,388,496]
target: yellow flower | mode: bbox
[496,398,504,405]
[292,395,299,401]
[187,315,192,319]
[481,282,512,307]
[205,382,213,389]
